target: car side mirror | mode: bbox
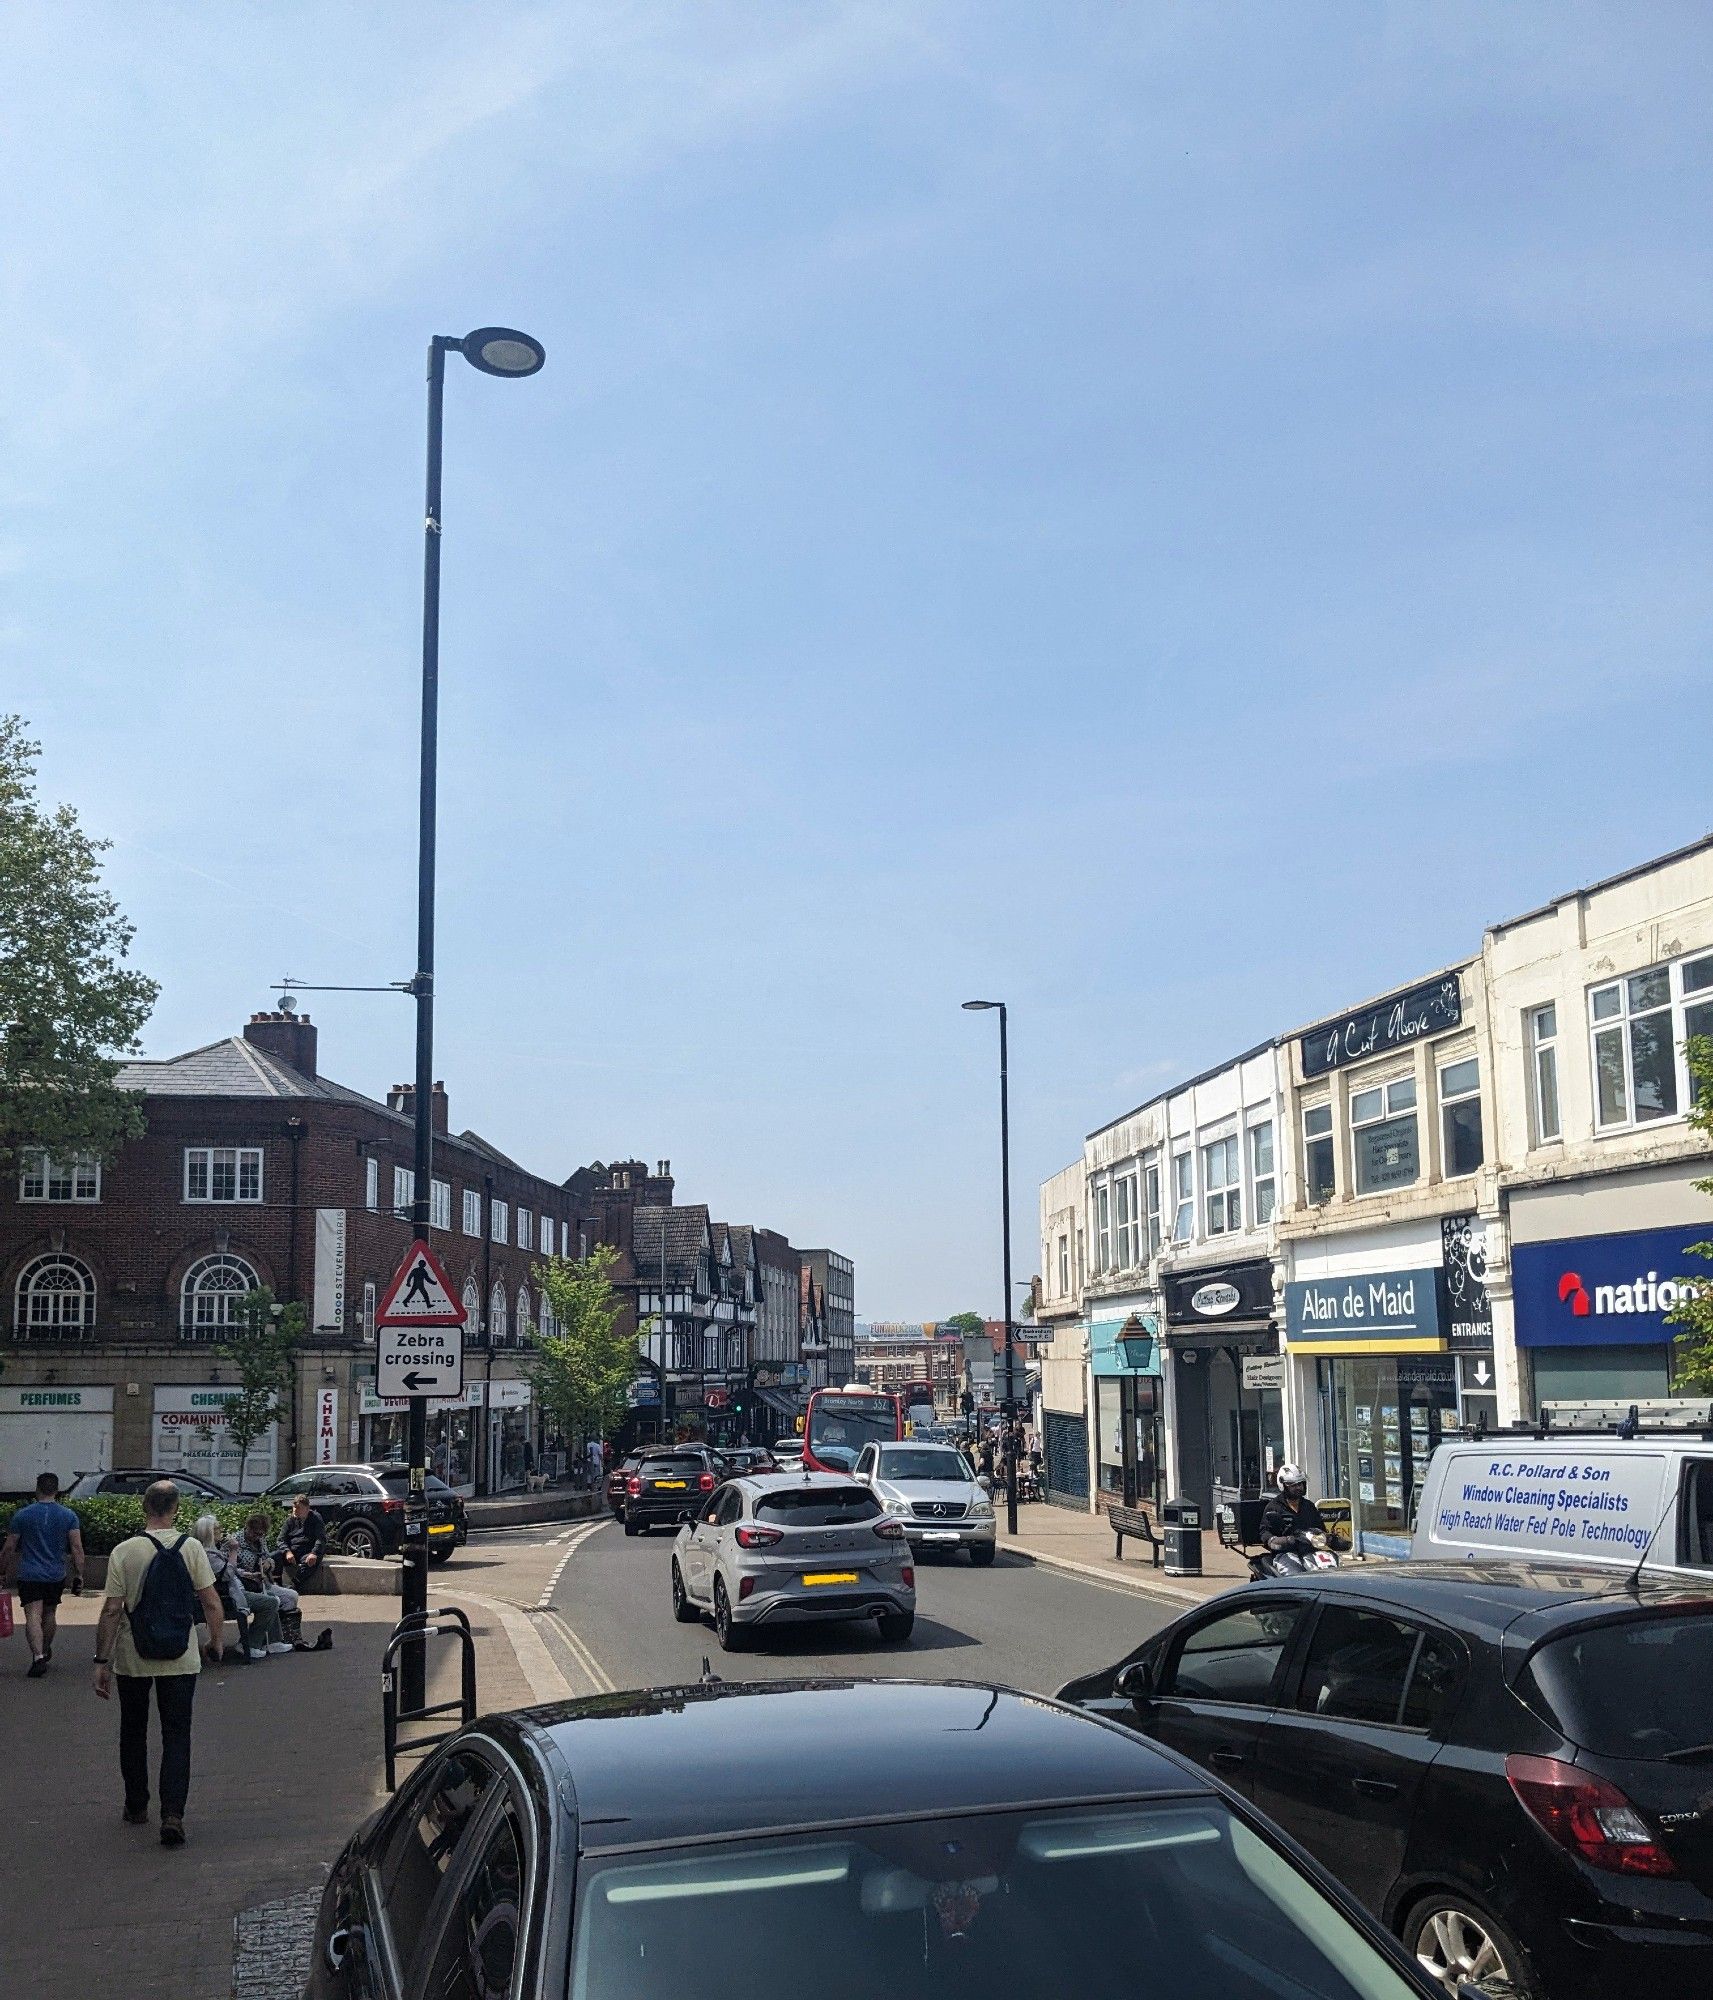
[1113,1658,1157,1703]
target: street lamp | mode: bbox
[962,999,1018,1537]
[402,324,544,1704]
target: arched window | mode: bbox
[15,1253,96,1338]
[462,1276,480,1338]
[489,1280,508,1348]
[180,1253,259,1340]
[516,1284,532,1341]
[537,1290,557,1340]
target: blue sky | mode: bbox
[5,4,1711,1317]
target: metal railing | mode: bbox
[380,1605,477,1791]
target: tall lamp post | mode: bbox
[962,999,1018,1536]
[402,325,545,1708]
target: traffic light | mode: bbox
[959,1389,975,1416]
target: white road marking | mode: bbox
[535,1517,606,1609]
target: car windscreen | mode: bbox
[1519,1611,1713,1761]
[878,1448,970,1482]
[754,1486,882,1527]
[568,1801,1418,2000]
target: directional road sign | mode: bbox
[376,1240,466,1399]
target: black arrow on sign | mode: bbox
[401,1371,437,1391]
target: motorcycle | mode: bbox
[1246,1530,1347,1583]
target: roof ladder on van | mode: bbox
[1519,1398,1713,1441]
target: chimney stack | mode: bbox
[244,1010,318,1078]
[431,1081,449,1133]
[387,1081,449,1133]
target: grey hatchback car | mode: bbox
[671,1471,916,1650]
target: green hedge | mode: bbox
[0,1495,285,1557]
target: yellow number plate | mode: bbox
[802,1571,858,1587]
[428,1523,454,1535]
[655,1479,687,1489]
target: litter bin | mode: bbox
[1161,1497,1203,1578]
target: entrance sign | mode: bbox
[376,1240,466,1399]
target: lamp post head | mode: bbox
[457,327,546,378]
[961,999,1001,1012]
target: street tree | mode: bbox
[941,1310,986,1336]
[0,716,158,1170]
[528,1243,637,1445]
[1668,1035,1713,1393]
[221,1286,305,1491]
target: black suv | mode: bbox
[66,1468,236,1503]
[1060,1560,1713,2000]
[622,1447,722,1534]
[262,1462,467,1563]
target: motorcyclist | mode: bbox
[1259,1464,1348,1557]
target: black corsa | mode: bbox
[1059,1560,1713,1999]
[305,1677,1440,2000]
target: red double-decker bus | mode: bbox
[803,1385,904,1472]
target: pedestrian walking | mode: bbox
[277,1491,327,1593]
[1,1471,85,1676]
[92,1479,224,1847]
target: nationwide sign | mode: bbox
[1300,974,1462,1080]
[1512,1224,1713,1348]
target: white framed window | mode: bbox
[1144,1160,1162,1256]
[517,1282,531,1337]
[1057,1233,1070,1295]
[14,1252,96,1338]
[540,1216,555,1258]
[361,1281,377,1344]
[1202,1134,1242,1235]
[1303,1102,1335,1205]
[430,1178,451,1231]
[1351,1075,1418,1195]
[184,1146,263,1203]
[19,1150,101,1202]
[577,1227,589,1260]
[1114,1172,1138,1267]
[489,1279,509,1346]
[1528,1004,1561,1144]
[365,1156,379,1211]
[1171,1151,1194,1241]
[462,1187,481,1237]
[1092,1183,1111,1272]
[392,1165,414,1217]
[1248,1121,1275,1224]
[180,1252,259,1339]
[1589,954,1713,1133]
[461,1276,480,1339]
[1438,1058,1484,1176]
[517,1208,533,1252]
[491,1199,508,1245]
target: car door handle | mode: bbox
[1352,1776,1399,1799]
[1208,1746,1249,1770]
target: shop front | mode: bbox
[1286,1242,1455,1557]
[359,1383,481,1495]
[1161,1259,1283,1518]
[154,1384,278,1493]
[1513,1204,1713,1407]
[1089,1312,1163,1512]
[485,1379,536,1492]
[0,1383,114,1493]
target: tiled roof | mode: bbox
[632,1204,710,1286]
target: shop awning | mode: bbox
[756,1386,806,1418]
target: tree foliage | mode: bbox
[0,716,157,1169]
[220,1286,305,1488]
[941,1311,986,1336]
[1668,1034,1713,1394]
[527,1243,637,1442]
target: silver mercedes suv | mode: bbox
[852,1440,997,1564]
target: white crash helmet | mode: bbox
[1276,1463,1308,1497]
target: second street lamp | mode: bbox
[962,998,1018,1537]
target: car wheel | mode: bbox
[877,1610,915,1643]
[671,1561,700,1624]
[713,1577,748,1652]
[339,1521,382,1560]
[427,1545,453,1566]
[623,1514,640,1537]
[969,1542,996,1567]
[1401,1893,1537,1998]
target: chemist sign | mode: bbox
[376,1240,466,1398]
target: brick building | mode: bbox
[0,1010,617,1497]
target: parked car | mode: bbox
[304,1676,1443,2000]
[606,1452,642,1518]
[1058,1559,1713,1999]
[261,1463,467,1563]
[671,1470,916,1650]
[621,1447,723,1535]
[715,1446,777,1477]
[769,1435,805,1464]
[851,1439,996,1564]
[64,1467,236,1503]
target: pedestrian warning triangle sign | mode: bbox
[376,1239,466,1328]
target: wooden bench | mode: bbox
[1108,1503,1163,1567]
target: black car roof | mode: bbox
[1267,1558,1710,1639]
[510,1678,1206,1853]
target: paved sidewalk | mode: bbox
[1003,1501,1252,1604]
[3,1573,552,2000]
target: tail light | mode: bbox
[739,1577,756,1600]
[381,1498,404,1515]
[1505,1754,1677,1877]
[735,1524,784,1549]
[873,1519,907,1541]
[699,1472,715,1491]
[626,1475,642,1497]
[902,1566,915,1589]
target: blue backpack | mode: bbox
[130,1532,198,1660]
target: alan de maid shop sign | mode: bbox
[1300,975,1462,1079]
[1285,1266,1447,1354]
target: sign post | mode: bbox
[377,1238,465,1710]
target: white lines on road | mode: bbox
[535,1518,606,1609]
[539,1607,616,1694]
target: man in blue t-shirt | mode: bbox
[2,1471,86,1677]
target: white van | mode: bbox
[1410,1400,1713,1577]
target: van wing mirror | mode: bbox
[1113,1657,1157,1703]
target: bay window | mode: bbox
[1351,1076,1418,1194]
[1114,1173,1138,1267]
[1202,1134,1241,1235]
[1590,953,1713,1133]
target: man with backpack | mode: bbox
[91,1479,224,1847]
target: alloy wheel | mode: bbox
[341,1524,380,1559]
[1413,1906,1511,1993]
